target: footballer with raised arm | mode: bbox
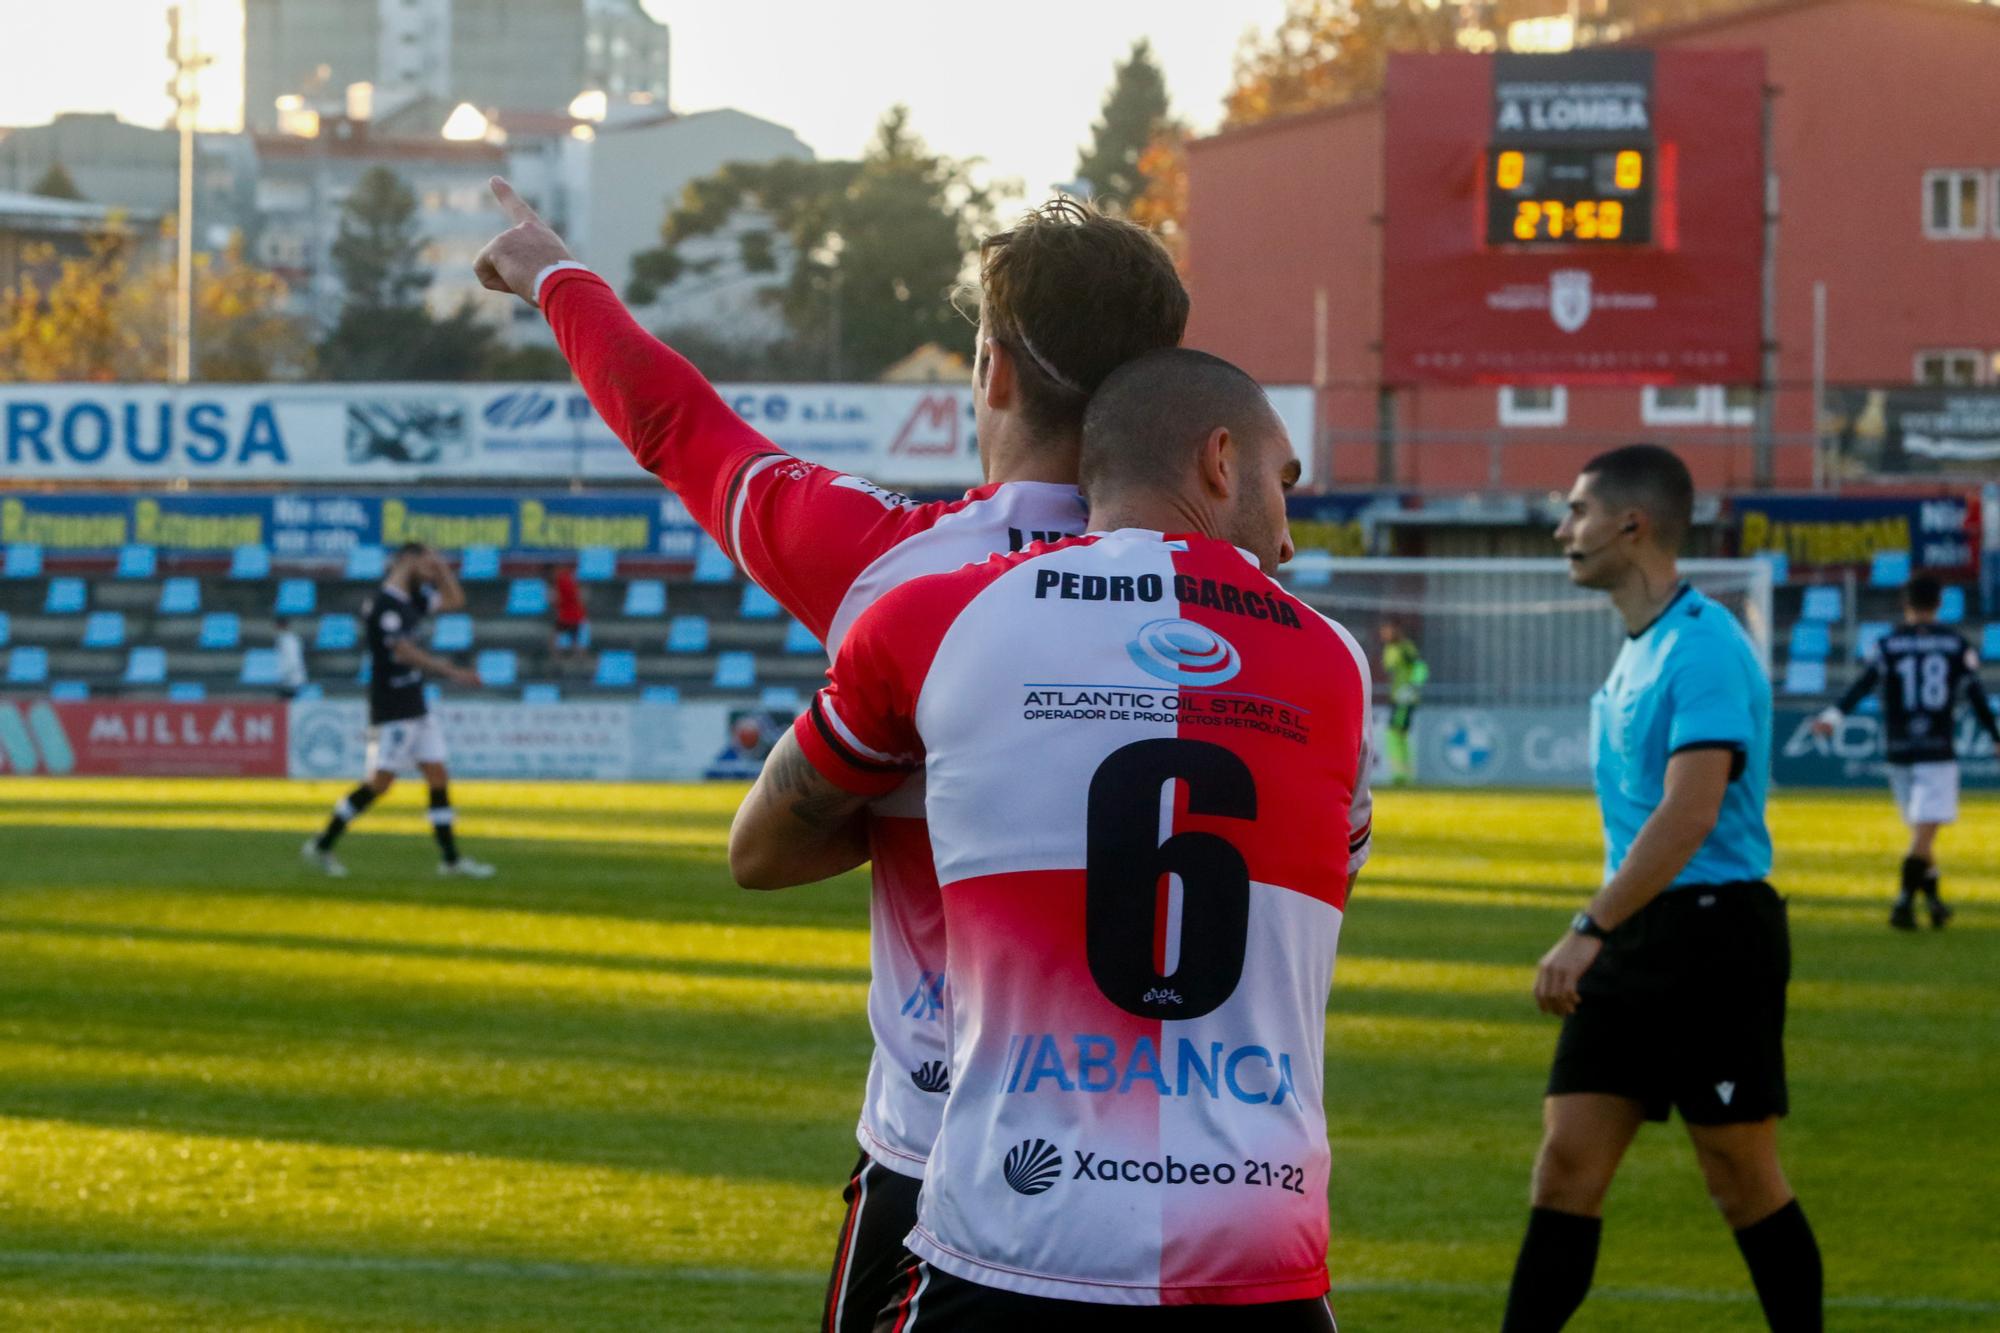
[472,179,1189,1331]
[303,543,494,879]
[1811,574,1999,929]
[732,349,1373,1329]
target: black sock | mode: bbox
[1734,1199,1822,1332]
[429,786,459,863]
[316,785,377,851]
[1501,1207,1602,1333]
[1898,856,1929,902]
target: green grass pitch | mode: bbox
[0,778,1994,1330]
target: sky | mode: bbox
[0,0,1290,200]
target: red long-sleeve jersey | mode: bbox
[542,266,1087,1174]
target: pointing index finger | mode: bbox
[490,176,539,225]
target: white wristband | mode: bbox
[533,260,593,304]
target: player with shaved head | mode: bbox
[731,348,1371,1327]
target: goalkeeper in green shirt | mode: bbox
[1381,621,1428,786]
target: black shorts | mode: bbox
[824,1151,922,1333]
[872,1259,1338,1332]
[1548,880,1790,1125]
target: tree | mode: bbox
[31,162,84,201]
[1076,40,1175,212]
[317,165,495,380]
[0,226,310,382]
[1223,0,1474,129]
[628,106,995,380]
[327,166,430,311]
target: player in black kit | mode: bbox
[303,543,495,878]
[1812,575,1998,928]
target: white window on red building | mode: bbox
[1923,170,1985,238]
[1914,350,1984,386]
[1641,386,1759,427]
[1498,385,1567,427]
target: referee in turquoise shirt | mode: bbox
[1501,445,1822,1333]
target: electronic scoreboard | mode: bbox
[1484,50,1660,249]
[1382,47,1765,386]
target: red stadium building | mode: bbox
[1184,0,2000,492]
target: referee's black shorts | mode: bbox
[824,1151,922,1333]
[872,1258,1339,1331]
[1548,880,1790,1125]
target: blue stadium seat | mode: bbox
[693,537,735,584]
[759,686,806,713]
[1753,550,1789,586]
[167,681,206,702]
[275,579,317,616]
[430,613,474,652]
[593,649,637,688]
[6,646,48,684]
[505,578,550,616]
[622,579,667,617]
[156,576,201,614]
[1287,550,1335,589]
[294,682,323,701]
[115,545,157,579]
[1799,586,1842,622]
[576,547,618,582]
[3,544,42,578]
[82,611,125,649]
[315,613,359,651]
[739,583,781,620]
[124,646,168,685]
[239,648,281,686]
[344,545,387,581]
[475,649,518,687]
[198,612,241,650]
[0,612,9,647]
[783,619,820,655]
[641,684,681,705]
[1938,585,1966,624]
[1788,622,1831,663]
[48,680,89,701]
[356,657,372,684]
[44,577,86,614]
[1868,550,1911,589]
[1855,621,1892,661]
[521,682,562,704]
[1983,624,2000,660]
[667,615,710,653]
[712,650,756,690]
[1781,661,1827,695]
[228,544,272,580]
[424,683,442,707]
[459,545,501,581]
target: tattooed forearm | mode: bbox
[766,737,858,831]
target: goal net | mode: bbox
[1289,558,1774,708]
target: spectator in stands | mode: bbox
[273,617,308,699]
[547,561,591,674]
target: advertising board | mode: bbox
[2,382,1316,488]
[0,699,287,776]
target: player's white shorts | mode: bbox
[1888,761,1958,827]
[364,715,448,775]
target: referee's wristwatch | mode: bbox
[1570,911,1612,941]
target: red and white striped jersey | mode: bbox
[795,529,1374,1307]
[543,268,1086,1176]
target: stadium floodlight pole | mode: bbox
[167,2,207,386]
[1811,280,1828,493]
[1754,81,1780,488]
